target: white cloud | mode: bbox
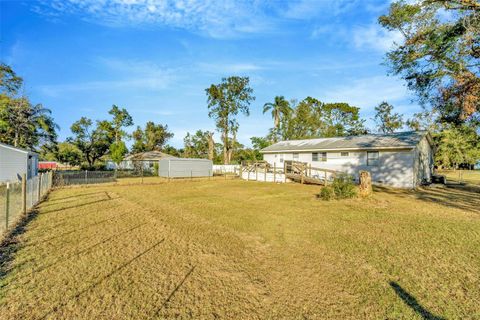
[34,0,274,38]
[322,75,411,111]
[353,23,403,52]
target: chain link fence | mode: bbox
[0,171,53,240]
[53,171,116,186]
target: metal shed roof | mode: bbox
[0,142,38,155]
[261,131,430,153]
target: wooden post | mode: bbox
[191,170,193,181]
[5,182,10,230]
[273,163,276,182]
[239,166,242,180]
[255,165,258,181]
[324,170,328,186]
[308,164,311,177]
[21,173,27,214]
[301,168,304,184]
[264,165,267,182]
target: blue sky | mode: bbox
[1,0,418,148]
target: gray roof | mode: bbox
[0,142,38,155]
[261,131,430,153]
[124,150,177,161]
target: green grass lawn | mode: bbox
[0,178,479,319]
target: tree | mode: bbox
[273,97,368,140]
[108,105,133,143]
[263,96,292,141]
[0,64,58,149]
[206,76,255,164]
[163,145,183,157]
[131,121,173,153]
[434,124,480,169]
[373,101,404,133]
[68,117,114,168]
[110,141,128,168]
[183,130,213,159]
[379,0,480,122]
[55,142,82,167]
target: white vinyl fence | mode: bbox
[241,171,286,183]
[212,165,240,175]
[0,171,53,239]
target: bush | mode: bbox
[319,186,335,200]
[318,174,357,200]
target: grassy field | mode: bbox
[0,178,479,319]
[439,170,480,185]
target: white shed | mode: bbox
[158,158,213,178]
[0,142,39,182]
[260,131,434,189]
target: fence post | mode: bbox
[22,173,27,214]
[37,173,42,202]
[273,163,276,182]
[85,170,88,184]
[239,166,242,180]
[264,166,267,182]
[324,170,328,186]
[283,162,287,183]
[255,165,258,181]
[191,170,193,181]
[5,182,10,230]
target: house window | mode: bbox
[320,152,327,162]
[293,153,299,161]
[341,152,349,157]
[367,151,379,166]
[312,152,318,161]
[279,154,284,163]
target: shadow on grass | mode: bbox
[45,191,107,203]
[390,281,445,320]
[0,209,40,282]
[375,183,480,213]
[39,195,118,215]
[149,266,196,319]
[1,222,148,289]
[25,210,132,247]
[37,239,165,320]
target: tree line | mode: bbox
[0,1,478,169]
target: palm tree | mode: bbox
[263,96,292,141]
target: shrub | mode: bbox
[331,174,357,199]
[318,174,357,200]
[319,186,335,200]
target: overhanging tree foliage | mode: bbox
[131,121,173,153]
[0,63,58,149]
[379,0,480,122]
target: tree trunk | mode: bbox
[359,171,372,197]
[208,132,214,161]
[223,125,229,165]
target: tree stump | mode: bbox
[359,171,372,197]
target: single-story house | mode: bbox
[260,131,434,188]
[105,150,177,171]
[0,142,39,182]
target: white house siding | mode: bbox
[0,145,38,182]
[263,149,416,188]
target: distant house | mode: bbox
[260,131,434,188]
[38,161,58,170]
[0,142,39,182]
[105,150,177,171]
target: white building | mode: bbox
[260,131,434,189]
[0,142,39,182]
